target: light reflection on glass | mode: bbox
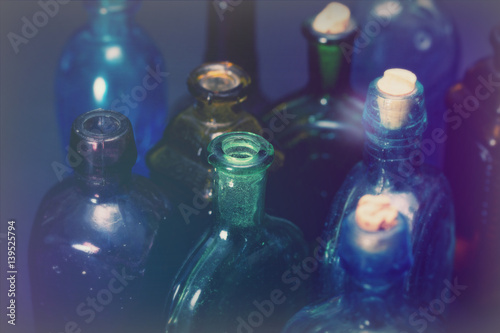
[105,46,123,61]
[72,241,101,254]
[93,76,107,103]
[92,204,122,231]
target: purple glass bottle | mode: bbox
[29,110,176,333]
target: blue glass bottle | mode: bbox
[349,0,459,168]
[284,195,443,333]
[29,110,174,333]
[321,69,455,309]
[56,0,167,176]
[165,132,308,333]
[264,3,365,242]
[445,25,500,308]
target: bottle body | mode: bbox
[350,0,459,168]
[164,132,309,333]
[29,176,170,333]
[56,1,167,176]
[266,91,364,242]
[284,198,444,333]
[444,43,500,308]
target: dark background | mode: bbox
[1,0,499,332]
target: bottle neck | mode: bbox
[205,0,257,83]
[195,99,239,118]
[364,134,423,181]
[303,19,357,98]
[75,167,133,197]
[307,42,351,96]
[213,169,267,229]
[86,2,136,37]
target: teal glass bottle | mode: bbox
[284,195,443,333]
[321,69,455,309]
[29,110,175,333]
[56,0,167,176]
[165,132,308,333]
[349,0,460,168]
[264,3,365,242]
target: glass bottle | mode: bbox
[29,110,174,333]
[444,25,500,308]
[264,2,365,243]
[349,0,459,168]
[205,0,269,115]
[56,0,167,176]
[165,132,308,333]
[147,62,264,243]
[321,69,455,309]
[284,195,442,333]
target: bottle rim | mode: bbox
[208,132,274,174]
[187,62,251,103]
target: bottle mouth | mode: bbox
[208,132,274,173]
[188,62,251,102]
[75,109,128,141]
[70,109,137,174]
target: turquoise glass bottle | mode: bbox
[165,132,308,333]
[29,110,175,333]
[321,69,455,308]
[264,3,365,242]
[349,0,459,168]
[56,0,167,176]
[284,195,443,333]
[445,25,500,308]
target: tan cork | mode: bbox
[312,2,351,35]
[355,194,399,232]
[376,68,417,130]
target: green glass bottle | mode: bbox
[165,132,308,333]
[147,62,263,237]
[264,3,365,242]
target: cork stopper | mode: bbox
[312,2,351,34]
[376,68,417,130]
[355,195,399,232]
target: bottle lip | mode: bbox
[208,132,274,174]
[187,62,251,103]
[72,109,129,142]
[302,16,358,45]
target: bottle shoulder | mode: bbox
[32,175,171,244]
[57,25,163,72]
[325,162,454,235]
